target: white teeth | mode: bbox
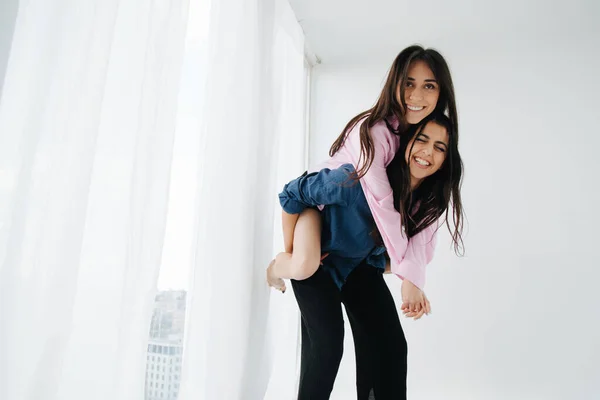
[407,105,424,111]
[414,157,430,166]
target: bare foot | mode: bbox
[266,259,286,293]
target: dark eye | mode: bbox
[405,81,414,87]
[425,84,436,90]
[415,137,426,143]
[435,146,446,153]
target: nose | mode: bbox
[408,86,423,101]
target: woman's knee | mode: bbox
[315,334,344,364]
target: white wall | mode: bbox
[309,30,600,400]
[0,0,19,96]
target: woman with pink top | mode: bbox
[273,111,464,399]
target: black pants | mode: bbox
[291,262,407,400]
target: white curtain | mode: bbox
[263,21,311,400]
[179,0,309,398]
[0,1,190,399]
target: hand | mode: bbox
[400,279,429,320]
[266,258,286,294]
[402,292,431,320]
[320,253,329,265]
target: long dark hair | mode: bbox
[329,45,458,180]
[386,112,464,255]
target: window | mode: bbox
[142,4,208,398]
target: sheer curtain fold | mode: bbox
[0,1,190,400]
[180,0,307,399]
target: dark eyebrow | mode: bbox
[417,132,448,149]
[407,77,438,83]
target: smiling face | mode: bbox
[405,120,449,189]
[397,60,441,124]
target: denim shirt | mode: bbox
[278,164,387,289]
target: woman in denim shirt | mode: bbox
[269,112,464,399]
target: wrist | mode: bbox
[402,278,417,289]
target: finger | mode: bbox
[319,253,329,266]
[403,305,415,316]
[408,306,425,320]
[422,293,430,314]
[411,302,421,313]
[419,300,427,315]
[416,304,422,314]
[414,308,426,320]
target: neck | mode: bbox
[410,176,422,191]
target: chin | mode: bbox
[406,110,432,124]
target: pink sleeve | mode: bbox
[391,223,438,290]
